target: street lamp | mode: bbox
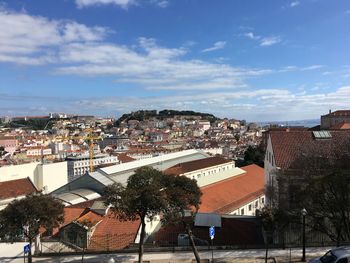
[301,208,307,262]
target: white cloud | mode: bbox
[201,41,226,52]
[260,36,281,46]
[280,65,324,72]
[301,65,324,71]
[244,32,260,40]
[244,32,281,47]
[76,0,136,9]
[290,1,300,7]
[37,86,349,121]
[75,0,169,8]
[0,8,108,65]
[150,0,169,8]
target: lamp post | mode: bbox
[301,208,307,262]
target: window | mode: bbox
[255,201,258,208]
[248,204,252,211]
[241,208,244,215]
[261,197,264,204]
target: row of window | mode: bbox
[191,164,235,180]
[233,197,265,216]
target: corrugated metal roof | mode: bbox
[70,188,101,200]
[56,188,101,205]
[100,149,209,175]
[90,171,115,186]
[56,192,86,205]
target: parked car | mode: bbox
[309,247,350,263]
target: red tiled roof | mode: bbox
[164,156,231,176]
[270,130,350,170]
[0,178,38,200]
[117,153,135,163]
[330,122,350,130]
[199,164,264,214]
[56,200,140,251]
[76,210,103,227]
[89,211,140,251]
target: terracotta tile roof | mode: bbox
[117,153,135,163]
[76,210,103,227]
[155,216,264,247]
[199,164,264,214]
[51,207,86,236]
[270,130,350,170]
[0,178,38,200]
[89,211,140,251]
[330,122,350,130]
[56,200,140,251]
[164,156,231,176]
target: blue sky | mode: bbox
[0,0,350,121]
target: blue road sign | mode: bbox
[24,244,30,254]
[209,226,215,240]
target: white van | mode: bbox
[310,247,350,263]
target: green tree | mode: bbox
[104,167,167,263]
[0,194,64,263]
[267,143,350,247]
[163,175,203,263]
[237,144,265,167]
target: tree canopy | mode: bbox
[104,167,167,263]
[237,144,265,168]
[267,142,350,246]
[104,167,203,263]
[0,194,64,263]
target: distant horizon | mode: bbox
[0,109,322,124]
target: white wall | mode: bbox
[134,215,162,243]
[0,161,68,193]
[183,161,243,187]
[0,162,39,182]
[264,135,277,185]
[230,195,265,216]
[0,242,33,258]
[41,162,68,193]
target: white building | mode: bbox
[26,147,52,157]
[66,154,119,181]
[0,161,68,193]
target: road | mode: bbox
[1,247,333,263]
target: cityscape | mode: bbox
[1,1,350,263]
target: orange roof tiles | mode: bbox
[57,200,140,251]
[331,122,350,130]
[117,153,135,163]
[89,211,140,251]
[164,156,231,176]
[199,164,264,214]
[269,130,350,170]
[0,178,38,200]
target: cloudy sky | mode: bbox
[1,0,350,121]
